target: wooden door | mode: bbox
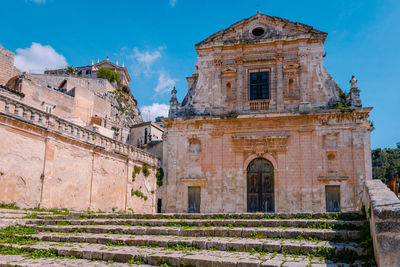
[247,158,274,212]
[188,186,200,213]
[326,185,340,212]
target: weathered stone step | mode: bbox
[0,254,150,266]
[26,218,364,229]
[29,232,366,256]
[29,224,360,241]
[0,242,363,267]
[34,212,364,221]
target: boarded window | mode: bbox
[326,185,340,212]
[188,186,200,213]
[250,71,269,100]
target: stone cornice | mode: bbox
[162,108,373,124]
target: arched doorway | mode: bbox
[247,158,274,212]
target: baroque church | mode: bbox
[162,12,372,213]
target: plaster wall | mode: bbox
[163,111,372,213]
[0,95,158,213]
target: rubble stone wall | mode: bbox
[0,47,14,86]
[363,179,400,266]
[0,94,158,213]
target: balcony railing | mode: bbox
[249,100,269,111]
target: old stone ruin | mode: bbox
[0,12,399,266]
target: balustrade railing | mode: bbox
[0,94,158,166]
[249,100,269,111]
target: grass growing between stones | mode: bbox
[0,202,20,210]
[0,225,38,245]
[0,246,79,260]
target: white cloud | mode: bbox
[140,103,169,121]
[154,71,176,94]
[169,0,177,7]
[14,42,68,73]
[123,46,165,76]
[132,48,161,75]
[30,0,46,4]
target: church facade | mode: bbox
[162,13,372,213]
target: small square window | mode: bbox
[250,71,270,100]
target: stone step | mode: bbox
[0,254,150,266]
[26,218,364,229]
[0,242,364,267]
[29,224,360,241]
[34,212,363,221]
[29,232,366,256]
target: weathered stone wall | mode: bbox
[0,94,158,213]
[363,179,400,267]
[0,47,15,86]
[163,110,372,213]
[172,13,340,117]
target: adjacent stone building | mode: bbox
[0,52,141,143]
[163,13,372,213]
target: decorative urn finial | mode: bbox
[350,75,358,89]
[349,75,362,107]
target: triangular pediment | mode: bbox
[195,12,327,49]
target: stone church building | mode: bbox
[163,13,372,213]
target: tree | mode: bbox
[97,68,120,83]
[372,148,400,184]
[65,66,78,76]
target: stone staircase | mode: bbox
[0,209,375,266]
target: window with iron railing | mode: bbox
[250,71,269,100]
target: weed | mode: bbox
[0,202,19,210]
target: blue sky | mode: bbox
[0,0,399,149]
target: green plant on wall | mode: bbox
[156,167,164,187]
[142,164,150,177]
[107,86,137,127]
[131,166,141,182]
[131,189,148,201]
[97,68,120,83]
[332,91,353,112]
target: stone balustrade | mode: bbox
[0,94,158,166]
[363,179,400,266]
[249,100,269,111]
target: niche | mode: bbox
[288,78,294,95]
[226,82,232,98]
[326,151,338,175]
[188,138,201,153]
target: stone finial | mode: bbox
[106,56,109,61]
[122,62,125,68]
[170,87,178,105]
[97,58,100,63]
[116,60,119,66]
[169,87,179,117]
[91,60,94,66]
[350,75,358,89]
[349,75,362,108]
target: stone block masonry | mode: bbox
[364,179,400,266]
[0,94,159,213]
[0,47,15,86]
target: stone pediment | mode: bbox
[195,12,327,49]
